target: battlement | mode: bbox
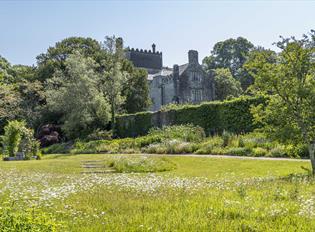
[126,47,162,55]
[125,43,163,71]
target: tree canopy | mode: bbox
[203,37,254,91]
[213,68,242,101]
[246,31,315,173]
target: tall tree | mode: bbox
[100,36,127,129]
[203,37,254,90]
[246,31,315,174]
[0,84,22,133]
[45,52,110,139]
[36,37,105,81]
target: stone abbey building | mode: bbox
[126,44,215,111]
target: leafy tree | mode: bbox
[246,31,315,174]
[0,55,14,83]
[0,56,44,132]
[0,84,22,133]
[203,37,254,90]
[243,47,277,91]
[213,68,242,100]
[36,37,105,81]
[45,52,110,139]
[100,36,127,129]
[123,68,151,113]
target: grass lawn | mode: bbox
[0,154,314,231]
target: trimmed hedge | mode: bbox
[115,96,265,138]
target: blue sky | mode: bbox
[1,1,314,67]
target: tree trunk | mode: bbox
[111,102,115,131]
[308,142,315,175]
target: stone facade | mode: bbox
[126,45,215,111]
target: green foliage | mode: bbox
[268,146,287,158]
[0,84,23,133]
[108,156,176,173]
[0,206,60,231]
[213,68,242,100]
[45,52,110,139]
[116,96,265,138]
[148,125,205,143]
[36,37,104,82]
[41,143,71,154]
[202,37,254,90]
[222,131,234,147]
[142,140,198,154]
[86,130,113,141]
[1,120,40,159]
[1,120,24,157]
[226,147,251,156]
[67,125,204,155]
[245,31,315,172]
[43,124,307,159]
[0,56,44,133]
[252,147,268,157]
[122,68,151,113]
[195,136,223,154]
[100,36,127,129]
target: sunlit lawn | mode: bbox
[0,154,314,231]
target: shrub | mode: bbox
[222,131,234,147]
[238,136,245,147]
[135,135,162,147]
[195,136,223,154]
[1,120,24,157]
[42,143,71,154]
[142,140,198,154]
[268,145,287,157]
[142,143,168,154]
[226,147,251,156]
[1,120,40,159]
[211,147,227,155]
[86,130,112,141]
[148,125,206,143]
[284,143,308,158]
[252,147,268,157]
[241,132,268,149]
[71,140,110,154]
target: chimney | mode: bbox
[188,50,198,64]
[173,64,179,77]
[152,43,156,53]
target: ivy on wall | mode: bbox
[115,96,265,138]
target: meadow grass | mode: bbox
[0,154,314,231]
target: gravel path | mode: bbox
[147,154,309,162]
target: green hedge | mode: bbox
[115,96,265,138]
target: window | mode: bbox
[191,89,203,102]
[191,71,202,82]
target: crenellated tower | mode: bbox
[125,44,163,74]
